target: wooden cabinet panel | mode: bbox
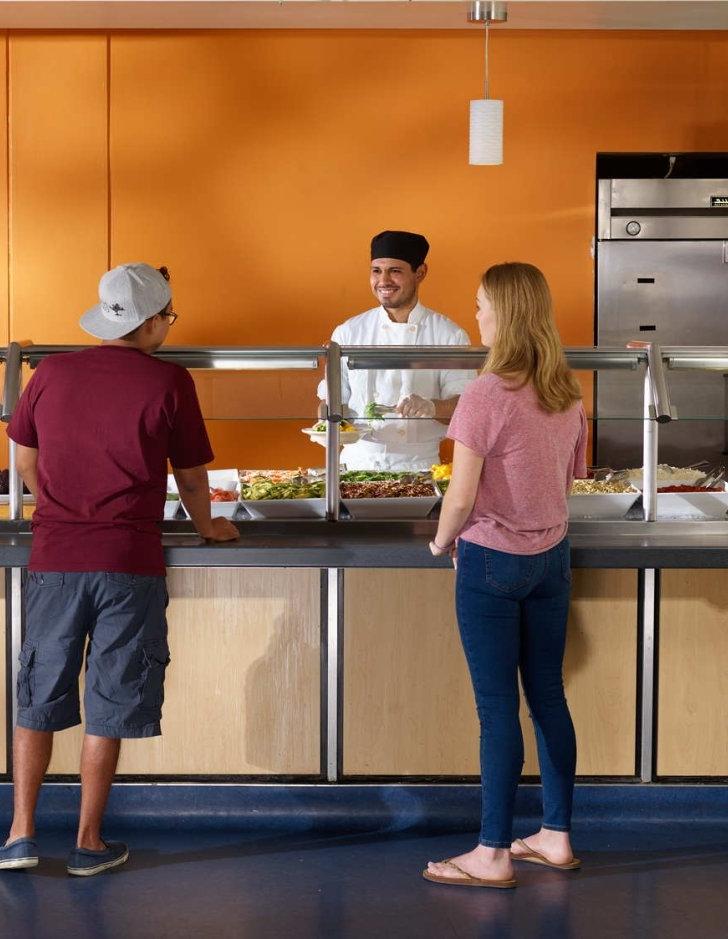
[658,570,728,776]
[343,569,637,777]
[48,569,321,775]
[9,34,107,343]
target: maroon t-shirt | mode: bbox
[7,346,214,575]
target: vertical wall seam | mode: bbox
[5,32,10,344]
[106,33,111,270]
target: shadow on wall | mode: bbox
[244,598,320,775]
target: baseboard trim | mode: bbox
[1,782,725,831]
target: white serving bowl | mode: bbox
[568,492,641,519]
[241,498,327,520]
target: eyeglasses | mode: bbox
[160,310,178,326]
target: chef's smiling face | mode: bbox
[370,258,426,316]
[476,283,497,346]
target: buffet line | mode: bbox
[3,342,728,786]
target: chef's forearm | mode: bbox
[433,396,459,424]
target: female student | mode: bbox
[424,262,587,889]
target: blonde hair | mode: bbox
[481,262,582,413]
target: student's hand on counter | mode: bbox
[202,517,240,542]
[429,539,457,568]
[397,394,436,418]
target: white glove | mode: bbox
[397,394,436,418]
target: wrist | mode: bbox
[431,537,454,552]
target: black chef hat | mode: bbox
[370,230,429,269]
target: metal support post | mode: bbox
[640,569,657,782]
[326,568,342,782]
[2,344,25,750]
[324,342,342,521]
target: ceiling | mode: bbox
[0,1,727,31]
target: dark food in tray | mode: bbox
[340,480,438,499]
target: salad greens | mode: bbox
[241,480,325,501]
[364,401,388,420]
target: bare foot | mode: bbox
[427,845,514,882]
[511,828,575,865]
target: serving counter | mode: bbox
[0,343,726,787]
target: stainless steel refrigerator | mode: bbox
[596,174,728,468]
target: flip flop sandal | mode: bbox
[510,838,581,870]
[422,859,517,889]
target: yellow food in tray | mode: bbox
[431,463,452,481]
[570,479,635,495]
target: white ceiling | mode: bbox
[0,1,727,31]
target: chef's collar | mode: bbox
[378,301,427,327]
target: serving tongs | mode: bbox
[590,466,631,484]
[695,465,726,490]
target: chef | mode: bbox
[318,230,477,471]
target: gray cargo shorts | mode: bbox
[17,572,170,739]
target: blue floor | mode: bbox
[1,821,727,939]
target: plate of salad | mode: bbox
[302,420,360,446]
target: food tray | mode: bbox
[567,492,640,519]
[240,498,327,520]
[342,483,441,520]
[169,469,241,520]
[654,486,728,519]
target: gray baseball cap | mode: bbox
[80,263,171,340]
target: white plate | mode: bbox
[301,428,361,447]
[342,495,439,519]
[241,498,327,520]
[568,493,640,519]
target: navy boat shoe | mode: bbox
[67,840,129,877]
[0,837,39,870]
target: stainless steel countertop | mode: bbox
[1,519,728,568]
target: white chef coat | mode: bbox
[317,302,477,470]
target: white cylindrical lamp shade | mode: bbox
[469,99,503,165]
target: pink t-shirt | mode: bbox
[447,372,588,555]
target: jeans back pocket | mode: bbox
[484,549,537,594]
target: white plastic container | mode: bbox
[169,469,241,519]
[241,498,327,520]
[654,484,728,519]
[567,492,640,519]
[342,484,440,520]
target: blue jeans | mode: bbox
[455,537,576,848]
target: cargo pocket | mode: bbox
[140,640,171,713]
[17,644,36,708]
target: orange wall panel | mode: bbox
[9,34,108,344]
[1,29,728,468]
[108,30,728,354]
[0,33,7,346]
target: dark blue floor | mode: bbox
[1,822,727,939]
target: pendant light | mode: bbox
[468,1,507,166]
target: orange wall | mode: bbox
[3,29,728,466]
